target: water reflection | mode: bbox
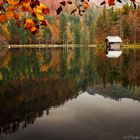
[0,79,80,135]
[0,47,140,138]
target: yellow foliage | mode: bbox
[7,0,18,5]
[0,25,10,40]
[49,51,60,68]
[40,3,46,9]
[1,53,10,68]
[22,2,30,9]
[40,64,48,72]
[120,8,126,14]
[5,11,14,20]
[36,13,44,21]
[0,72,3,81]
[33,4,48,21]
[27,18,33,23]
[36,52,44,64]
[34,5,42,13]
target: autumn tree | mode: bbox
[0,0,139,45]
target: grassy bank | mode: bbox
[122,45,140,49]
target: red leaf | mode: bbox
[67,1,72,4]
[14,12,19,20]
[56,6,63,15]
[133,2,136,9]
[78,9,82,16]
[130,0,135,2]
[71,9,77,14]
[41,20,47,26]
[116,0,122,3]
[60,1,65,6]
[16,20,20,27]
[100,1,106,5]
[42,7,50,14]
[108,0,115,6]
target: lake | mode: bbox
[0,47,140,140]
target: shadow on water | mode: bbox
[0,47,140,137]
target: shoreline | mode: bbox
[1,44,140,49]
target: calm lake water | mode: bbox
[0,47,140,140]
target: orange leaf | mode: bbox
[0,14,5,22]
[22,1,32,12]
[36,13,44,20]
[14,12,19,20]
[30,26,37,32]
[84,2,89,9]
[7,6,14,11]
[5,11,13,20]
[22,1,30,9]
[34,5,42,13]
[7,0,18,5]
[24,18,34,29]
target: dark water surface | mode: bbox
[0,48,140,140]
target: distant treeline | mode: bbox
[0,5,140,45]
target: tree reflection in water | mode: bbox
[0,47,140,135]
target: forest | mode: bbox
[0,0,140,45]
